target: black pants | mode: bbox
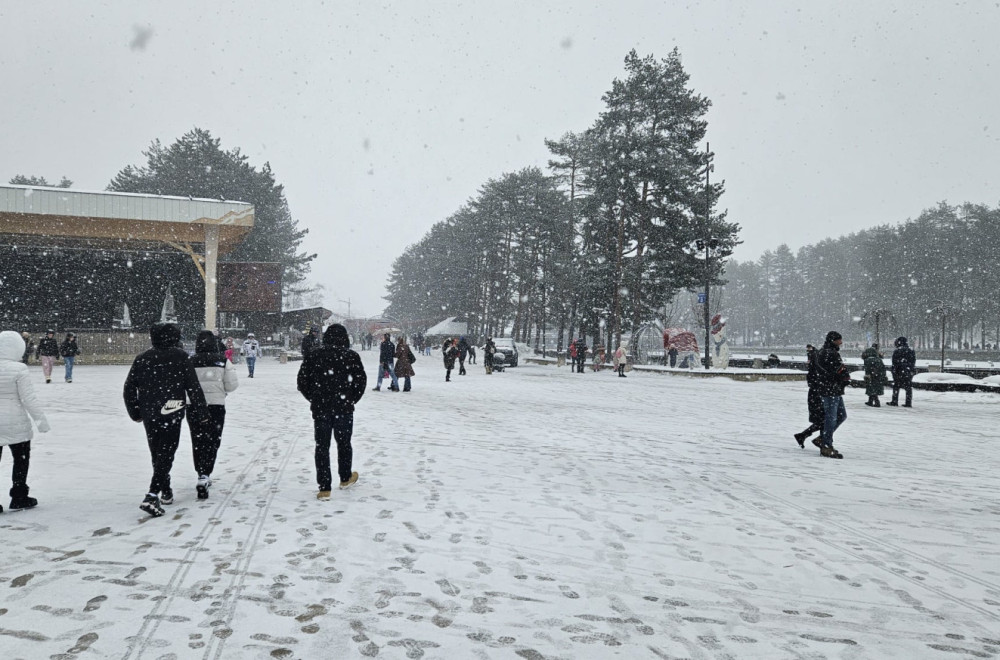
[188,405,226,477]
[575,357,586,373]
[892,377,913,406]
[0,441,31,498]
[314,412,354,489]
[445,367,452,381]
[144,413,184,494]
[459,359,466,375]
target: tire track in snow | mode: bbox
[122,416,302,659]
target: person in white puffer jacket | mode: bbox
[187,330,239,500]
[0,330,51,512]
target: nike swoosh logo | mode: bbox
[160,400,185,415]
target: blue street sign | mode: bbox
[697,293,707,304]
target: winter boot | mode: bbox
[339,471,359,490]
[317,489,332,500]
[140,494,164,517]
[159,487,174,505]
[820,445,833,457]
[873,397,881,407]
[9,496,37,510]
[9,485,35,510]
[811,437,824,449]
[886,400,898,406]
[197,475,211,500]
[828,447,844,459]
[793,432,807,448]
[865,396,875,407]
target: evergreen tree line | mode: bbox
[385,50,741,352]
[720,202,1000,351]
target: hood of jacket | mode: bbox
[150,322,182,349]
[0,330,26,362]
[323,324,350,349]
[195,330,221,353]
[894,336,908,348]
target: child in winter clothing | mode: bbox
[0,331,51,511]
[124,323,209,517]
[187,330,239,499]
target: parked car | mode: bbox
[492,337,519,367]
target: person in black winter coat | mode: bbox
[442,338,459,381]
[888,336,916,407]
[124,323,210,517]
[813,331,848,458]
[187,330,239,499]
[35,330,59,384]
[373,333,400,391]
[59,332,81,383]
[297,324,367,496]
[457,336,470,375]
[793,344,825,448]
[301,326,320,356]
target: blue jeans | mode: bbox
[246,356,256,377]
[376,362,399,390]
[64,356,75,381]
[314,412,354,488]
[820,396,847,447]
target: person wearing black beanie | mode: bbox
[124,323,210,517]
[814,330,848,459]
[297,324,367,497]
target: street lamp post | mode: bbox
[699,142,715,371]
[932,301,952,372]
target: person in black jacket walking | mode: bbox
[59,332,81,383]
[301,325,320,357]
[442,338,458,381]
[124,323,210,517]
[297,324,367,497]
[813,331,848,458]
[793,344,824,448]
[457,336,470,375]
[35,330,59,384]
[887,336,916,407]
[373,333,400,392]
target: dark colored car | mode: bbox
[492,337,519,367]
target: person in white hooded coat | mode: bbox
[0,330,51,512]
[187,330,239,499]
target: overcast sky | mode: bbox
[2,1,998,318]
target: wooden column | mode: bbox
[204,225,220,331]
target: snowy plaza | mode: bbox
[1,354,998,659]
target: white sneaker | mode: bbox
[197,475,211,500]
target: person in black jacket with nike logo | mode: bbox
[124,322,209,517]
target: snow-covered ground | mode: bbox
[2,353,999,659]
